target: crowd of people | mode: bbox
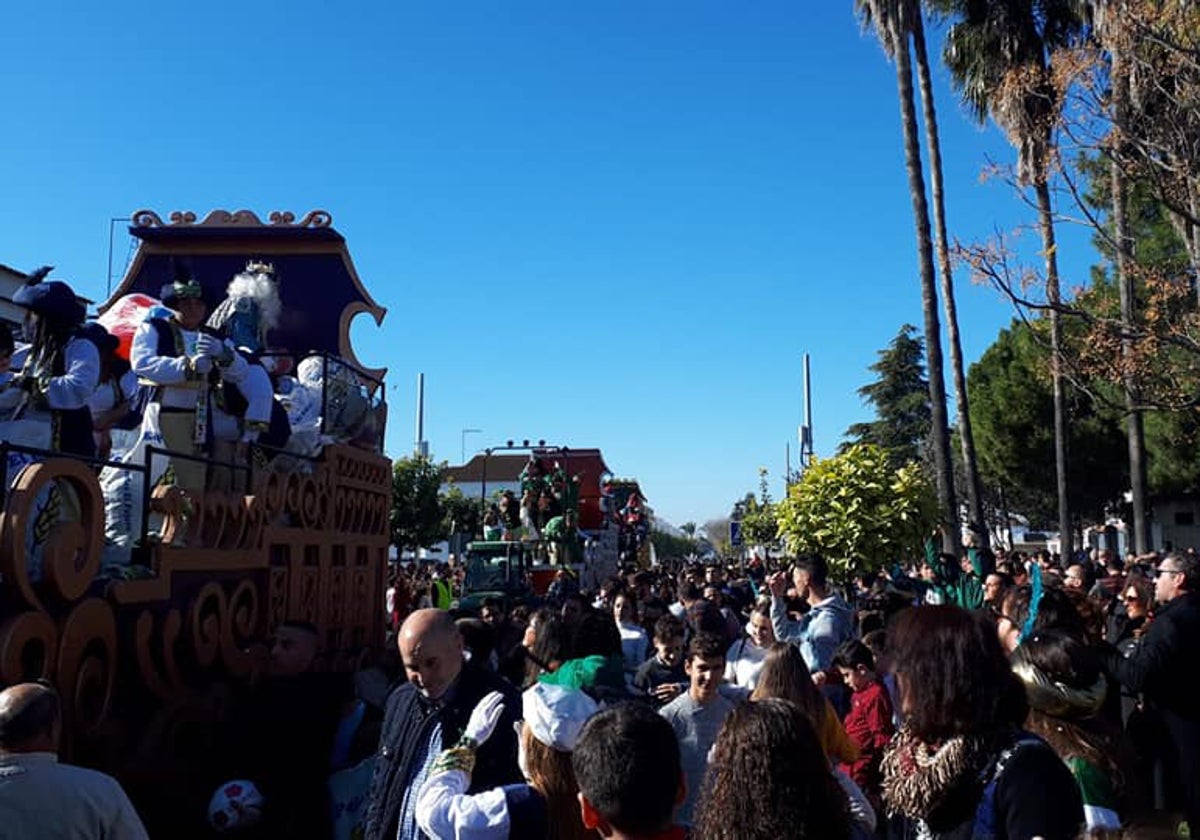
[2,542,1197,838]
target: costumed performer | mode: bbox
[8,267,100,458]
[415,683,598,840]
[129,264,223,493]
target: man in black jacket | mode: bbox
[1102,552,1200,836]
[363,609,521,840]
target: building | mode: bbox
[0,264,31,326]
[0,264,95,330]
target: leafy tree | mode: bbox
[680,521,697,539]
[844,325,931,469]
[651,528,698,561]
[775,443,938,580]
[441,484,482,540]
[967,320,1127,527]
[390,455,447,553]
[738,468,780,550]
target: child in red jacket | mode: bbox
[833,639,895,810]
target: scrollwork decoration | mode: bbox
[56,598,118,735]
[0,611,58,684]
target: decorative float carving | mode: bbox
[130,208,333,229]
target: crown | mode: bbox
[245,259,275,277]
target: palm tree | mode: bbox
[909,8,988,547]
[934,0,1084,556]
[1090,2,1149,552]
[856,0,961,553]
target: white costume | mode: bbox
[416,684,598,840]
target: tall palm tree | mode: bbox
[910,8,988,547]
[857,0,961,553]
[1091,2,1149,552]
[934,0,1084,557]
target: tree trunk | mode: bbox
[1034,180,1072,560]
[891,8,960,555]
[911,12,987,549]
[1190,193,1200,306]
[1111,46,1150,554]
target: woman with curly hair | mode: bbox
[692,698,851,840]
[881,605,1084,839]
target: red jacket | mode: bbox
[839,678,895,794]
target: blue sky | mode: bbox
[1,2,1096,527]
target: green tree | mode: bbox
[739,468,780,550]
[441,484,482,541]
[651,528,698,561]
[775,443,938,580]
[680,521,697,539]
[967,320,1127,527]
[856,0,959,552]
[845,324,931,469]
[390,455,447,553]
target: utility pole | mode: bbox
[798,353,814,473]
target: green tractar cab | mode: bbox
[455,540,537,613]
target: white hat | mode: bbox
[521,683,598,752]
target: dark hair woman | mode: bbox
[524,611,571,688]
[1009,629,1132,833]
[880,605,1084,839]
[996,583,1087,654]
[693,698,851,840]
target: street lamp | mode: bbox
[461,428,482,464]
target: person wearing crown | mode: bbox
[7,267,101,458]
[129,263,224,493]
[204,260,292,480]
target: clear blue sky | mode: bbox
[1,2,1095,527]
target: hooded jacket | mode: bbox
[771,593,855,673]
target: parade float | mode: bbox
[603,477,651,568]
[456,447,636,609]
[0,209,389,835]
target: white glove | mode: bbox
[463,691,506,746]
[195,333,222,358]
[191,355,213,376]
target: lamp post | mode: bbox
[461,428,482,464]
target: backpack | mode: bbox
[970,734,1051,839]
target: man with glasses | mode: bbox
[1102,553,1200,836]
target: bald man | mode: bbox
[363,609,522,840]
[0,682,148,839]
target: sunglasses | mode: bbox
[1122,593,1140,602]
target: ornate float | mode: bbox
[0,209,390,836]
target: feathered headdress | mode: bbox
[1019,563,1044,645]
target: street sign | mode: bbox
[730,521,743,547]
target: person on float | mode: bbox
[80,322,139,461]
[204,260,292,477]
[129,265,222,493]
[415,682,599,840]
[8,267,100,458]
